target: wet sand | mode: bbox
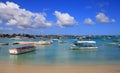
[0,62,120,73]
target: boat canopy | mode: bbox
[76,41,96,44]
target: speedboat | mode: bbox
[0,42,8,45]
[58,40,66,44]
[35,40,52,45]
[71,41,98,50]
[107,42,118,46]
[10,36,21,40]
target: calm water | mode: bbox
[0,37,120,65]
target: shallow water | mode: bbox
[0,37,120,65]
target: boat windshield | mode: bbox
[74,41,97,47]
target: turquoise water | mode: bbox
[0,37,120,65]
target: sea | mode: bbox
[0,36,120,66]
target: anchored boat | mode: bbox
[71,41,98,50]
[35,40,52,45]
[9,45,36,55]
[0,42,8,45]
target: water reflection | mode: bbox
[69,50,98,62]
[9,51,36,65]
[71,50,97,55]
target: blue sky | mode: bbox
[0,0,120,35]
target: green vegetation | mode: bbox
[0,33,120,39]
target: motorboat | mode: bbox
[71,41,98,50]
[58,40,66,44]
[10,36,22,40]
[35,40,52,45]
[9,45,36,55]
[0,42,8,45]
[107,42,118,46]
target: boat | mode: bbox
[71,41,98,50]
[58,40,66,44]
[107,42,118,46]
[112,39,120,42]
[35,40,52,45]
[9,45,36,55]
[10,36,22,40]
[12,41,35,45]
[0,42,8,45]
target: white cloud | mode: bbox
[84,18,95,25]
[54,11,77,27]
[0,27,12,30]
[111,19,116,23]
[6,1,19,9]
[0,1,52,29]
[6,19,17,25]
[96,12,115,23]
[32,14,52,28]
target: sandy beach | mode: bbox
[0,62,120,73]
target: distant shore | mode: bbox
[0,33,120,39]
[0,61,120,73]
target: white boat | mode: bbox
[0,42,8,45]
[71,41,98,50]
[35,40,52,45]
[9,45,36,55]
[107,42,117,46]
[11,36,22,40]
[52,39,59,41]
[58,40,66,44]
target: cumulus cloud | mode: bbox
[6,19,17,25]
[111,19,116,23]
[0,1,52,29]
[84,18,95,25]
[96,12,115,23]
[0,27,12,30]
[54,11,77,27]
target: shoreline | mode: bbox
[0,62,120,73]
[1,59,120,66]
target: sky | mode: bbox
[0,0,120,35]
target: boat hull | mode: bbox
[9,46,36,55]
[71,40,98,50]
[71,45,98,50]
[9,49,35,55]
[0,42,8,45]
